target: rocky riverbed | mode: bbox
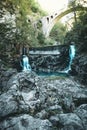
[0,67,87,130]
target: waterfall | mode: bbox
[64,44,75,73]
[28,45,75,75]
[20,55,32,71]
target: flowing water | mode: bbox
[62,45,75,73]
[21,55,31,72]
[20,45,75,76]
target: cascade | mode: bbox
[64,44,75,73]
[29,45,76,76]
[20,55,32,71]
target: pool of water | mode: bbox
[36,71,69,77]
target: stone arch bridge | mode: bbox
[37,6,87,37]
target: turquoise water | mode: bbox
[36,71,69,77]
[20,45,75,75]
[35,45,75,77]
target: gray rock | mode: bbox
[0,114,52,130]
[74,104,87,130]
[0,93,18,118]
[58,113,84,130]
[0,70,87,130]
[35,110,49,119]
[49,116,60,127]
[47,105,63,115]
[73,54,87,85]
[0,68,17,93]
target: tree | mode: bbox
[0,0,46,54]
[64,10,87,53]
[68,0,78,23]
[50,22,67,44]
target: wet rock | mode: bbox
[0,114,52,130]
[0,70,87,130]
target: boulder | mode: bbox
[0,70,87,130]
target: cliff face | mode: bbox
[0,67,87,130]
[72,54,87,86]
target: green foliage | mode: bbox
[0,0,47,54]
[37,32,45,46]
[68,0,87,23]
[64,10,87,53]
[37,20,42,29]
[15,24,38,46]
[68,0,87,7]
[37,32,55,46]
[50,22,67,44]
[0,22,14,46]
[44,38,55,46]
[30,1,40,13]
